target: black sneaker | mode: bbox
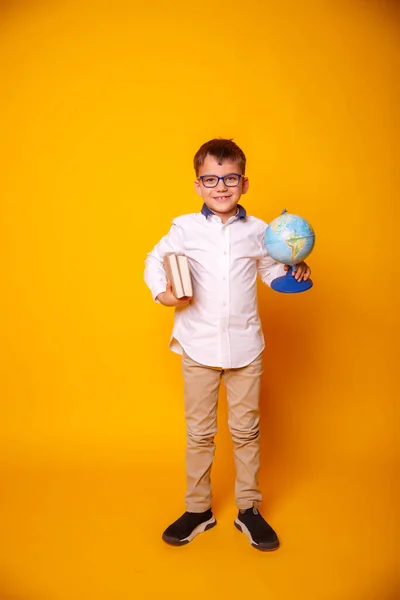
[162,509,216,546]
[235,507,279,551]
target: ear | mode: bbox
[242,177,249,195]
[194,179,203,197]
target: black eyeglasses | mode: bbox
[199,173,243,188]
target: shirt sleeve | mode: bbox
[144,220,184,301]
[256,223,286,287]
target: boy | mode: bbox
[144,139,311,551]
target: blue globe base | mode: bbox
[271,267,313,294]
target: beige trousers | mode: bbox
[182,350,263,512]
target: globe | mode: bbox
[264,209,315,293]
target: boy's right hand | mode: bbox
[156,282,191,307]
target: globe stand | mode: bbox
[271,266,313,294]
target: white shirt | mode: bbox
[144,205,285,369]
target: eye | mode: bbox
[226,175,239,183]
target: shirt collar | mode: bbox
[201,203,247,220]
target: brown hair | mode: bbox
[193,138,246,176]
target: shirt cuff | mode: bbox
[269,262,287,286]
[151,281,167,303]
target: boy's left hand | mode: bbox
[284,262,311,282]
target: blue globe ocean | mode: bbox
[264,211,315,266]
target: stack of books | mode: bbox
[163,254,193,298]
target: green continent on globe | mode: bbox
[285,236,306,262]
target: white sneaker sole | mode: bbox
[162,516,217,546]
[234,518,280,551]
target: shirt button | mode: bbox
[223,251,227,255]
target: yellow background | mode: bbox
[0,1,398,598]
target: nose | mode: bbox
[216,177,228,192]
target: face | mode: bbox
[194,155,249,222]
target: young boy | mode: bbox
[144,139,311,551]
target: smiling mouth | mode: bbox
[213,196,232,201]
